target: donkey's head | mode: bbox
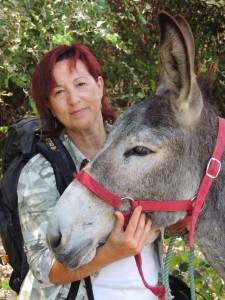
[46,12,217,269]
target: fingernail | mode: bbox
[138,206,142,211]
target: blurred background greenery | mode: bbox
[0,0,224,127]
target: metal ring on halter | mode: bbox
[120,197,134,212]
[121,197,134,202]
[191,196,206,213]
[191,196,196,206]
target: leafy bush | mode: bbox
[166,237,225,299]
[0,0,224,121]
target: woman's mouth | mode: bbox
[70,108,87,116]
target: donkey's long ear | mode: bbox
[175,14,195,68]
[156,12,203,128]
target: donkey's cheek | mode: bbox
[148,211,187,228]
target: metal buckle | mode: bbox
[206,158,221,179]
[0,255,9,266]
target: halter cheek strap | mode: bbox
[188,117,225,247]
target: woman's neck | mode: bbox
[66,122,107,160]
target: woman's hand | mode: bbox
[50,206,152,284]
[96,206,152,264]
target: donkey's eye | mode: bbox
[125,146,152,158]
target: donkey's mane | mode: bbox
[197,62,218,99]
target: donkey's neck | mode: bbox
[194,165,225,280]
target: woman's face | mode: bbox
[48,59,104,134]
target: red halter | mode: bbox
[75,117,225,299]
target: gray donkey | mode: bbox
[47,12,225,281]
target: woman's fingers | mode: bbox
[115,207,152,248]
[114,206,152,239]
[124,206,143,235]
[136,218,152,248]
[126,209,152,251]
[113,211,125,233]
[133,212,152,237]
[101,207,153,262]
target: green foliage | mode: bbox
[0,127,8,134]
[0,280,11,290]
[0,0,224,121]
[166,238,225,299]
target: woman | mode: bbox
[17,42,160,299]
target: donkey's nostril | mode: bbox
[48,231,62,250]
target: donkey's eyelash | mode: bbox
[124,146,153,158]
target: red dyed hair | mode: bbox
[32,42,117,134]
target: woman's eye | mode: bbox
[77,82,86,87]
[55,89,64,96]
[124,146,152,157]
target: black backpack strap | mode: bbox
[50,137,77,176]
[35,137,77,194]
[85,277,94,300]
[66,277,94,300]
[66,281,81,300]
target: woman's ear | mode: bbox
[97,76,104,95]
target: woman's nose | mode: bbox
[67,90,80,105]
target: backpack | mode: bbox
[0,116,77,294]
